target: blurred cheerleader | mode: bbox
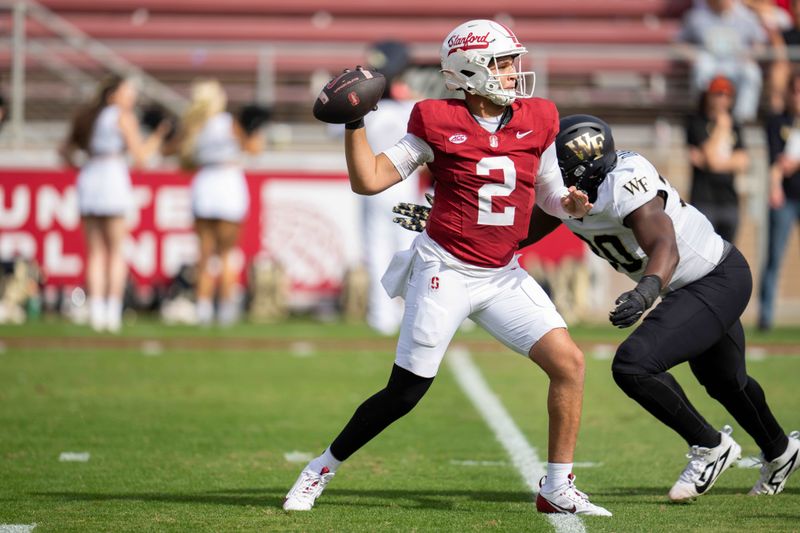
[178,79,265,325]
[61,75,167,332]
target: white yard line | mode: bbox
[0,525,36,533]
[140,340,164,357]
[446,346,586,533]
[58,452,90,462]
[283,451,314,463]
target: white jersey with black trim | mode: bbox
[563,151,725,291]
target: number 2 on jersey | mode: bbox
[477,156,516,226]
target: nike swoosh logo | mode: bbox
[768,448,798,491]
[695,447,731,494]
[547,500,577,513]
[516,130,533,139]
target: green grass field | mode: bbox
[1,320,799,532]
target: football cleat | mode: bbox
[536,473,612,516]
[668,425,742,502]
[749,430,800,496]
[282,465,335,511]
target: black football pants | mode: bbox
[612,246,788,460]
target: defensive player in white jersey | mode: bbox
[284,20,611,516]
[61,75,168,332]
[395,114,800,501]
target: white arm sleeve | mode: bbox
[382,133,434,180]
[534,142,570,219]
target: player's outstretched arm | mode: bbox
[518,205,562,249]
[560,186,593,218]
[345,128,403,195]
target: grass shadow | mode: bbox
[32,487,532,512]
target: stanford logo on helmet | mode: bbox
[447,31,492,55]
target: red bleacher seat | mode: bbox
[37,0,691,18]
[9,14,680,45]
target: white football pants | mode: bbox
[395,254,567,378]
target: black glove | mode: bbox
[237,103,272,135]
[609,274,662,328]
[140,104,177,141]
[392,193,434,232]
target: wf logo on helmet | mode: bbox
[447,31,491,55]
[566,132,605,161]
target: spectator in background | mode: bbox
[677,0,768,122]
[176,79,265,326]
[360,41,423,335]
[744,0,794,112]
[760,71,800,330]
[767,0,800,113]
[779,1,800,64]
[60,75,168,332]
[686,75,750,242]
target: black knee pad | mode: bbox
[702,373,751,402]
[611,334,658,376]
[612,370,643,399]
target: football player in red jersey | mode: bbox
[284,19,611,516]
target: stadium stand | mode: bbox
[0,0,693,125]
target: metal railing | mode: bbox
[1,0,189,146]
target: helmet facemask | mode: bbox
[442,51,535,106]
[559,160,610,204]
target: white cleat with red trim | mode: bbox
[282,465,335,511]
[536,473,612,516]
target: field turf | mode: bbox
[1,320,799,532]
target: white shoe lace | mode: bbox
[677,446,712,485]
[541,474,591,505]
[287,469,333,505]
[565,476,591,502]
[677,425,733,485]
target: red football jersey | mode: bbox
[408,98,559,267]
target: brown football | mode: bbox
[313,67,386,124]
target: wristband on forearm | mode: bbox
[635,274,663,308]
[345,117,365,130]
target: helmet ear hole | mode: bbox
[460,70,475,77]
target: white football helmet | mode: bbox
[440,19,536,106]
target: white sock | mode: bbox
[217,297,240,326]
[89,297,106,330]
[106,297,123,332]
[541,462,573,493]
[107,297,122,319]
[308,446,343,474]
[196,298,214,325]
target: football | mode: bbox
[312,67,385,124]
